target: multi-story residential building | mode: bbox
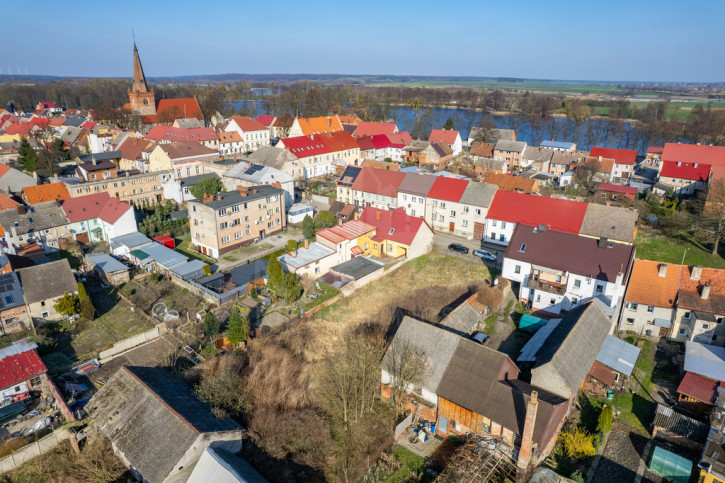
[589,147,637,182]
[503,225,635,319]
[618,259,681,338]
[16,259,78,323]
[352,122,399,138]
[459,182,498,240]
[145,126,219,150]
[75,159,118,182]
[428,129,462,156]
[288,116,343,137]
[276,135,335,179]
[494,140,527,168]
[247,146,302,180]
[671,266,725,346]
[578,203,638,245]
[396,173,436,218]
[521,147,554,172]
[341,167,406,210]
[335,166,362,204]
[318,131,361,166]
[223,163,295,209]
[61,193,137,244]
[218,131,244,156]
[364,133,412,162]
[548,151,581,178]
[255,115,276,138]
[0,203,71,254]
[117,136,154,172]
[660,143,725,181]
[67,170,172,205]
[187,186,285,258]
[425,177,470,237]
[657,161,711,196]
[484,191,587,246]
[224,117,270,152]
[147,142,219,179]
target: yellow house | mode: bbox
[0,134,21,143]
[357,207,434,260]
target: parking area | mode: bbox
[432,232,502,271]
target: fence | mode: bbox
[0,428,71,474]
[310,194,334,206]
[98,326,163,363]
[394,413,414,440]
[169,273,242,306]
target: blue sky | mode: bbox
[4,0,724,82]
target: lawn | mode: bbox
[122,277,207,320]
[302,252,491,361]
[635,230,725,269]
[305,283,340,311]
[612,338,658,435]
[175,236,216,264]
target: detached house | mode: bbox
[17,259,78,323]
[484,191,587,246]
[224,116,270,152]
[494,140,527,168]
[658,161,711,196]
[420,142,453,171]
[315,219,376,264]
[589,147,637,182]
[521,147,554,172]
[428,129,462,156]
[61,192,137,244]
[503,225,635,319]
[358,207,434,259]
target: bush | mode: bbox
[393,446,425,473]
[54,292,79,317]
[250,287,258,299]
[202,264,211,276]
[570,470,586,483]
[285,239,298,252]
[203,312,220,338]
[200,343,218,359]
[149,273,160,283]
[597,404,613,435]
[195,369,251,415]
[559,427,596,460]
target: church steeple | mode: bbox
[128,40,156,116]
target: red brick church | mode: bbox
[124,42,203,125]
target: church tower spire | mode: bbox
[128,40,156,116]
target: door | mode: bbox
[449,222,455,232]
[473,222,484,240]
[260,230,265,240]
[75,232,90,244]
[437,416,448,434]
[659,327,668,337]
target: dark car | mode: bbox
[448,243,469,254]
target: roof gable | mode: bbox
[589,147,637,165]
[0,343,46,391]
[359,207,428,245]
[228,116,267,132]
[486,191,587,234]
[660,161,711,181]
[351,167,406,198]
[426,176,469,202]
[61,192,132,224]
[429,129,460,145]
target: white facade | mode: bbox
[375,146,404,162]
[68,208,137,244]
[397,192,427,218]
[484,218,516,245]
[502,256,625,320]
[612,162,634,181]
[425,198,476,238]
[224,119,270,153]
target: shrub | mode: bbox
[202,264,211,276]
[559,427,596,460]
[54,292,79,317]
[570,470,585,483]
[203,312,220,338]
[250,287,258,299]
[149,273,160,283]
[393,446,425,473]
[285,239,298,252]
[195,369,251,415]
[225,308,249,345]
[596,404,613,435]
[200,343,218,360]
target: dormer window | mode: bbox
[519,243,526,252]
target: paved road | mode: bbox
[433,232,503,270]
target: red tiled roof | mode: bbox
[352,122,398,137]
[0,348,47,391]
[118,137,153,161]
[49,118,66,126]
[647,146,664,154]
[81,121,97,131]
[61,192,132,224]
[22,183,71,205]
[0,192,18,210]
[316,220,376,245]
[426,176,469,202]
[429,129,460,145]
[351,167,406,198]
[39,102,59,108]
[141,98,203,124]
[368,134,405,150]
[677,371,720,404]
[218,131,242,143]
[278,135,331,157]
[598,183,638,196]
[229,116,267,132]
[387,131,412,146]
[319,131,360,152]
[0,165,10,177]
[486,191,587,234]
[625,260,681,308]
[660,161,711,181]
[662,142,725,167]
[146,126,218,143]
[256,115,275,127]
[29,118,50,129]
[588,361,616,386]
[5,123,35,135]
[359,206,428,246]
[589,147,637,165]
[356,136,376,151]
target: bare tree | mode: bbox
[699,179,725,255]
[383,340,429,414]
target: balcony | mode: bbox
[527,278,567,296]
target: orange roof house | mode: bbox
[21,183,71,205]
[484,173,538,194]
[624,259,681,309]
[0,193,18,210]
[291,116,343,136]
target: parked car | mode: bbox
[448,243,469,254]
[472,249,497,262]
[470,331,490,346]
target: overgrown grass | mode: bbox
[305,283,340,311]
[635,231,725,269]
[611,338,658,435]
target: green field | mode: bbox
[635,231,725,269]
[369,79,625,94]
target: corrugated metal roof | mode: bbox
[652,404,710,442]
[111,232,153,250]
[684,341,725,381]
[596,335,640,377]
[86,253,128,274]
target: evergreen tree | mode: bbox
[225,308,249,345]
[77,282,95,320]
[203,312,220,338]
[54,292,79,317]
[314,211,336,230]
[443,117,454,130]
[266,256,285,294]
[17,139,38,172]
[284,272,302,303]
[302,215,316,239]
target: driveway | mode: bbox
[215,229,303,271]
[433,232,502,270]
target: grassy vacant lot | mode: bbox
[302,252,491,360]
[635,230,725,269]
[122,277,207,319]
[612,338,657,435]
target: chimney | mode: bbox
[354,210,360,220]
[304,239,309,249]
[338,217,343,226]
[16,205,26,215]
[701,284,711,300]
[691,265,703,281]
[517,390,539,470]
[389,210,393,219]
[658,264,668,277]
[92,157,98,166]
[376,210,381,221]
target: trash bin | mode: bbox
[607,389,614,399]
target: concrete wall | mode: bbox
[98,326,162,363]
[0,429,71,474]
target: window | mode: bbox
[450,210,456,217]
[4,296,12,304]
[388,228,395,235]
[684,311,692,319]
[647,305,654,313]
[627,302,638,310]
[514,265,521,274]
[702,324,710,330]
[595,285,603,294]
[314,267,320,274]
[550,298,556,305]
[439,215,444,222]
[234,232,242,240]
[574,279,581,289]
[556,275,562,283]
[492,220,497,227]
[572,297,578,304]
[499,234,505,241]
[462,220,468,227]
[519,243,526,252]
[536,294,541,302]
[463,206,469,213]
[679,328,687,335]
[501,221,507,228]
[626,318,634,324]
[491,232,496,240]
